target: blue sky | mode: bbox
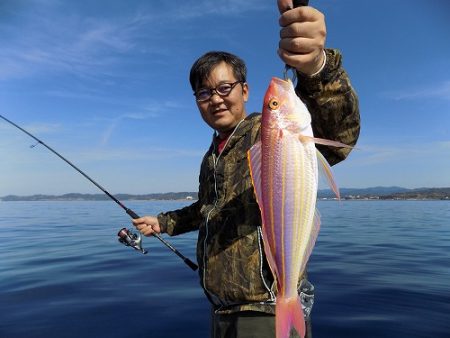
[1,0,449,195]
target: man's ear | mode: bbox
[242,82,249,102]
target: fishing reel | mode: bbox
[117,228,148,254]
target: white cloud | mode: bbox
[0,0,274,86]
[75,22,135,53]
[25,123,62,135]
[0,9,144,82]
[170,0,271,19]
[76,145,203,163]
[0,120,61,135]
[98,102,183,146]
[99,114,148,147]
[385,81,450,101]
[347,140,450,167]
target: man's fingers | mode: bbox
[132,217,147,225]
[279,37,319,55]
[142,227,155,237]
[280,21,317,39]
[136,223,155,237]
[279,7,318,27]
[278,47,323,71]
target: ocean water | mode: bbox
[0,200,449,338]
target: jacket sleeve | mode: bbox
[295,48,360,166]
[157,199,202,236]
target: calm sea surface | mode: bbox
[1,200,449,338]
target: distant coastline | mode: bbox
[0,192,197,202]
[318,186,450,201]
[1,187,450,201]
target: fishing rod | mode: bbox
[293,0,309,7]
[0,114,198,271]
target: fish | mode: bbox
[248,77,349,338]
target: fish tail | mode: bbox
[276,296,306,338]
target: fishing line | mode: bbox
[0,114,198,271]
[282,0,309,81]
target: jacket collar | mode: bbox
[211,113,260,155]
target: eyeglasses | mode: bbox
[194,81,243,102]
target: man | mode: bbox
[133,4,360,338]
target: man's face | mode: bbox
[196,62,249,137]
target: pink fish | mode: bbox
[248,77,348,338]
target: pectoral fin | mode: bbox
[316,149,340,199]
[299,135,353,149]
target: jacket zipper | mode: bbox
[257,227,276,302]
[202,119,275,307]
[202,121,244,305]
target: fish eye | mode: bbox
[268,98,279,110]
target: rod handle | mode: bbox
[293,0,309,7]
[184,258,199,271]
[126,208,140,219]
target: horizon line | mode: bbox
[2,186,450,198]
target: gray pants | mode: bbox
[211,310,312,338]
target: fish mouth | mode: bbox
[271,77,292,89]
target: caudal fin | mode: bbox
[276,296,306,338]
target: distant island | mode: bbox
[1,187,450,201]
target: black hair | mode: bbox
[189,51,247,91]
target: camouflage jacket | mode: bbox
[157,49,360,314]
